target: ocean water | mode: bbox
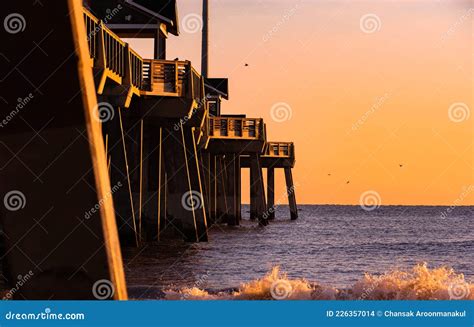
[123,205,474,299]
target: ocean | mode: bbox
[123,205,474,300]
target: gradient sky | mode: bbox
[127,0,473,205]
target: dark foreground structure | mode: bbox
[0,0,297,299]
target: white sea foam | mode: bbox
[163,263,473,300]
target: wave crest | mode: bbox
[164,263,473,300]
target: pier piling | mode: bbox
[267,167,276,219]
[284,168,298,220]
[250,154,268,226]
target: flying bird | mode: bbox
[346,180,350,184]
[399,164,403,168]
[244,63,249,67]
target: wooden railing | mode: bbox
[208,117,264,139]
[83,7,130,87]
[129,48,143,90]
[83,8,99,60]
[142,59,187,96]
[264,142,294,158]
[81,8,209,113]
[101,23,126,79]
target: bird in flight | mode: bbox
[346,180,350,184]
[244,63,249,67]
[399,164,403,168]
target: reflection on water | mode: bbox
[123,205,474,299]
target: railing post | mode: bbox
[150,60,154,93]
[174,61,178,93]
[96,21,106,69]
[187,61,193,99]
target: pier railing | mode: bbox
[208,117,264,140]
[83,8,99,62]
[82,7,202,105]
[129,48,143,90]
[264,142,295,158]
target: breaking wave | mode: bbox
[163,263,473,300]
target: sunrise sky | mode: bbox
[127,0,473,205]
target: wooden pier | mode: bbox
[0,0,298,299]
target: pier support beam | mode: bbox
[162,128,208,242]
[250,167,256,220]
[235,155,242,223]
[199,151,212,226]
[215,156,228,224]
[249,154,268,226]
[224,154,240,225]
[102,109,138,246]
[284,168,298,220]
[267,168,275,220]
[208,155,217,225]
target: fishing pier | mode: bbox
[0,0,297,299]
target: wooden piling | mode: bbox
[215,156,229,224]
[267,167,275,219]
[224,154,239,225]
[235,155,242,222]
[162,128,203,242]
[250,167,257,220]
[284,167,298,220]
[208,154,217,225]
[249,154,268,226]
[163,128,207,242]
[182,128,208,241]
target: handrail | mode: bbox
[83,8,100,59]
[129,48,143,89]
[101,23,126,78]
[264,142,294,157]
[82,7,204,108]
[209,117,264,139]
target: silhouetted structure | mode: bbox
[0,0,297,299]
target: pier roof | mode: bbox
[85,0,179,36]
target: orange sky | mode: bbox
[127,0,473,205]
